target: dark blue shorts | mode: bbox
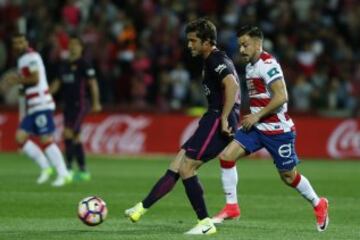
[234,127,300,171]
[64,106,89,134]
[182,108,239,162]
[20,110,56,135]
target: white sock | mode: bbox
[295,175,320,207]
[44,143,69,177]
[221,166,238,204]
[22,140,50,169]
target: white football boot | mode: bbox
[184,217,217,235]
[37,167,54,184]
[51,174,72,187]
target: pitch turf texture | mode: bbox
[0,153,359,240]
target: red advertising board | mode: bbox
[0,112,359,159]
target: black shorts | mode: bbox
[182,108,239,162]
[64,105,90,134]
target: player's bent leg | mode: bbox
[73,133,91,181]
[125,150,186,223]
[17,129,53,184]
[213,141,247,224]
[280,168,329,232]
[40,135,72,187]
[63,128,75,171]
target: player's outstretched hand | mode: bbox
[92,102,102,113]
[241,113,260,130]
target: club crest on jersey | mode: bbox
[35,114,48,128]
[214,64,226,74]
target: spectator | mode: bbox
[169,63,190,109]
[292,74,313,112]
[0,0,359,117]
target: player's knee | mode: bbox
[15,131,27,146]
[39,135,53,145]
[179,161,196,179]
[219,151,234,161]
[279,171,296,186]
[178,164,191,178]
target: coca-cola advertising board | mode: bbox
[0,112,359,159]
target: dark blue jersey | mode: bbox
[203,49,241,110]
[57,59,96,109]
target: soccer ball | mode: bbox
[78,196,108,226]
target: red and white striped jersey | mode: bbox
[17,49,55,115]
[245,52,295,135]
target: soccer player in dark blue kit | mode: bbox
[50,36,101,181]
[125,18,241,235]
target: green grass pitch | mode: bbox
[0,152,359,240]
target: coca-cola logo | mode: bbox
[327,120,360,158]
[54,115,150,154]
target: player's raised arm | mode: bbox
[222,74,239,136]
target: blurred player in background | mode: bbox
[125,18,241,235]
[2,34,71,187]
[216,26,329,231]
[50,36,101,181]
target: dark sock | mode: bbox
[64,139,74,170]
[74,143,86,171]
[142,170,180,208]
[182,175,209,220]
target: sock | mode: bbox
[44,143,69,177]
[182,175,209,220]
[74,143,86,171]
[22,140,50,169]
[64,139,74,170]
[291,173,320,207]
[220,159,238,204]
[142,169,179,208]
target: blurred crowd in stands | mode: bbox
[0,0,359,117]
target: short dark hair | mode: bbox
[185,18,217,45]
[237,25,263,40]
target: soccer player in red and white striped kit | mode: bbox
[3,34,71,187]
[213,25,329,232]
